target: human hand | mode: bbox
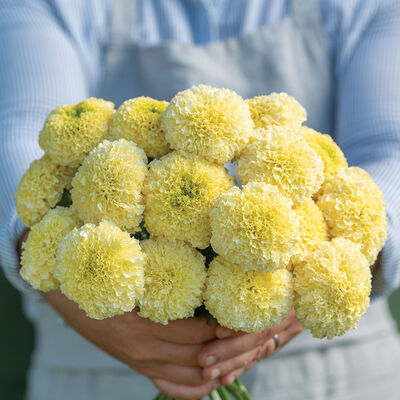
[198,310,303,385]
[43,290,221,399]
[17,228,220,398]
[17,228,30,263]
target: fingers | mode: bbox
[150,316,218,344]
[140,341,203,367]
[152,378,220,400]
[202,346,260,381]
[138,362,206,386]
[198,329,271,367]
[217,319,304,386]
[200,311,301,367]
[217,339,275,386]
[216,326,245,339]
[271,319,304,352]
[219,360,258,386]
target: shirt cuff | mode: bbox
[371,217,400,298]
[0,209,41,298]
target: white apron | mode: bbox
[26,0,400,398]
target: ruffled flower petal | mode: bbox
[15,155,75,227]
[210,182,300,272]
[162,85,254,164]
[317,167,387,265]
[39,98,114,167]
[293,238,371,339]
[55,221,145,319]
[71,139,147,232]
[139,238,206,324]
[109,97,170,158]
[20,207,81,291]
[237,127,324,204]
[246,92,306,130]
[143,152,234,248]
[204,256,293,333]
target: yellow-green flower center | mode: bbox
[244,209,273,238]
[66,104,87,119]
[81,250,104,279]
[170,176,202,209]
[150,107,162,114]
[319,141,338,162]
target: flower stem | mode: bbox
[226,384,245,400]
[234,379,252,400]
[209,389,223,400]
[217,386,232,400]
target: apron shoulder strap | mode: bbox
[109,0,322,45]
[291,0,321,27]
[110,0,138,46]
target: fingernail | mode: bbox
[219,329,234,339]
[210,369,220,380]
[204,355,216,367]
[226,376,234,385]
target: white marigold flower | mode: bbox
[109,97,170,158]
[246,92,306,130]
[143,151,234,249]
[55,221,145,319]
[293,238,371,339]
[39,98,114,167]
[210,182,300,272]
[15,155,75,227]
[237,126,324,203]
[138,238,206,324]
[20,207,80,291]
[162,85,254,164]
[317,167,387,265]
[71,139,147,232]
[204,256,294,333]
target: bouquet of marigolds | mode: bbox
[16,86,387,400]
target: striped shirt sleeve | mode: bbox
[0,0,105,295]
[334,0,400,296]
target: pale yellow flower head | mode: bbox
[245,92,306,130]
[210,182,300,272]
[20,207,80,291]
[300,126,348,182]
[39,98,114,167]
[138,238,206,324]
[109,97,170,158]
[289,198,329,266]
[237,127,324,204]
[204,257,294,333]
[317,167,387,265]
[71,139,147,232]
[15,155,76,227]
[162,85,254,164]
[143,152,234,248]
[56,221,145,319]
[293,238,371,339]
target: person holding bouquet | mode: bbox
[1,0,400,399]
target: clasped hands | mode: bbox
[43,290,303,400]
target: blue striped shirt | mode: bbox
[1,0,400,297]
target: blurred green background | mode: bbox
[1,269,400,399]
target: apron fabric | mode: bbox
[26,0,400,398]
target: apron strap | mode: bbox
[110,0,321,45]
[291,0,321,27]
[110,0,138,46]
